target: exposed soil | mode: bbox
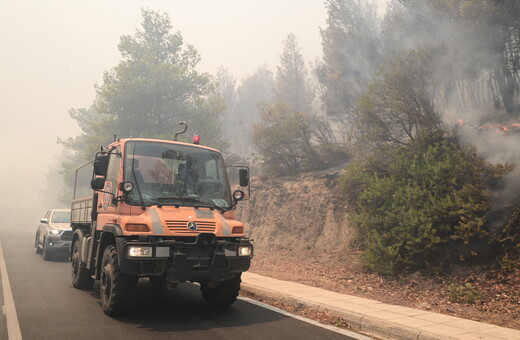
[249,249,520,330]
[237,172,520,330]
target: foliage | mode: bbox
[222,65,274,157]
[96,9,216,138]
[63,9,226,166]
[354,49,442,150]
[458,0,520,114]
[340,131,510,275]
[274,34,314,114]
[252,102,347,175]
[390,0,520,115]
[216,67,237,133]
[448,283,480,304]
[249,33,346,175]
[497,205,520,258]
[498,254,519,272]
[317,0,382,117]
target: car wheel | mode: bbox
[100,245,137,316]
[42,237,52,261]
[35,232,42,254]
[71,239,94,290]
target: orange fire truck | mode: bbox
[70,125,252,315]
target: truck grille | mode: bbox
[60,230,73,241]
[165,220,216,234]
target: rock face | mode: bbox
[236,173,353,252]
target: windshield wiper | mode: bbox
[157,196,199,202]
[156,196,219,210]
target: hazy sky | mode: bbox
[0,0,387,222]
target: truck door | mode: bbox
[96,148,121,228]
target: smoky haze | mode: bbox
[0,0,388,227]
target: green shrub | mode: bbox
[448,283,480,304]
[340,131,509,275]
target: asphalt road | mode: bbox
[0,225,365,340]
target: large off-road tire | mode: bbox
[71,240,94,290]
[35,232,42,254]
[201,273,241,308]
[42,237,52,261]
[100,245,137,316]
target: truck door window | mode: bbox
[105,148,120,197]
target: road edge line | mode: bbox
[239,296,375,340]
[0,241,22,340]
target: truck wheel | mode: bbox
[42,238,52,261]
[35,233,42,254]
[201,273,241,308]
[71,240,94,290]
[100,245,137,316]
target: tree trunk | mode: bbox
[496,60,516,115]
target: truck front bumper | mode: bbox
[116,233,253,283]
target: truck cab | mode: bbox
[70,136,252,315]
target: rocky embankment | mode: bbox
[236,170,351,253]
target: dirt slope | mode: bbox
[237,171,352,252]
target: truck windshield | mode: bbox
[123,141,232,209]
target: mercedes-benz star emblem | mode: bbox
[187,221,198,231]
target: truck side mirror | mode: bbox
[239,169,249,187]
[91,177,105,190]
[94,154,109,177]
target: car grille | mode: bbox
[165,220,216,234]
[60,230,73,241]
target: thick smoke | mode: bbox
[458,125,520,202]
[383,1,520,203]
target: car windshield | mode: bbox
[123,141,232,209]
[51,212,70,223]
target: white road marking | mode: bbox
[239,297,375,340]
[0,241,23,340]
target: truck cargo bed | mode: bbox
[71,196,93,224]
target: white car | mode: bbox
[35,209,73,260]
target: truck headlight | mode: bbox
[238,246,252,257]
[49,229,60,235]
[127,246,152,257]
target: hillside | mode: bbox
[236,172,520,330]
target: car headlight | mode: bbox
[127,246,152,257]
[48,229,60,235]
[238,245,252,257]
